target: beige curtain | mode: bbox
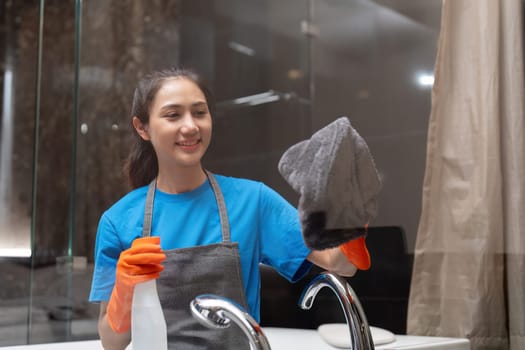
[407,1,525,350]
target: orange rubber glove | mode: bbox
[106,236,166,333]
[339,235,371,271]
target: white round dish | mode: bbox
[317,323,396,348]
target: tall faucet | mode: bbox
[190,294,272,350]
[299,271,375,350]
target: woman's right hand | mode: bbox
[106,236,166,333]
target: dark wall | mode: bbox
[260,226,413,334]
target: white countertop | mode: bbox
[264,327,470,350]
[0,327,470,350]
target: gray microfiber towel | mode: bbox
[278,116,382,250]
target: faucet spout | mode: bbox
[190,294,271,350]
[299,271,375,350]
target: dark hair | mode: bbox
[124,67,215,189]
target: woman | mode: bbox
[89,68,357,350]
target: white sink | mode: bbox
[263,327,470,350]
[0,327,470,350]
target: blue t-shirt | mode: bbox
[89,174,312,321]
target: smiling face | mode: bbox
[133,77,212,173]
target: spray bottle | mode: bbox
[131,279,168,350]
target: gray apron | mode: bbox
[141,171,250,350]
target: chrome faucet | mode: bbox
[299,271,375,350]
[190,294,272,350]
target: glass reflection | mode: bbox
[0,0,441,346]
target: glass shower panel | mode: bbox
[26,0,85,344]
[0,0,446,345]
[71,0,313,340]
[0,0,39,346]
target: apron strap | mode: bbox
[142,180,156,237]
[142,170,231,242]
[204,170,231,242]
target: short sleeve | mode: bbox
[88,212,123,302]
[258,184,312,282]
